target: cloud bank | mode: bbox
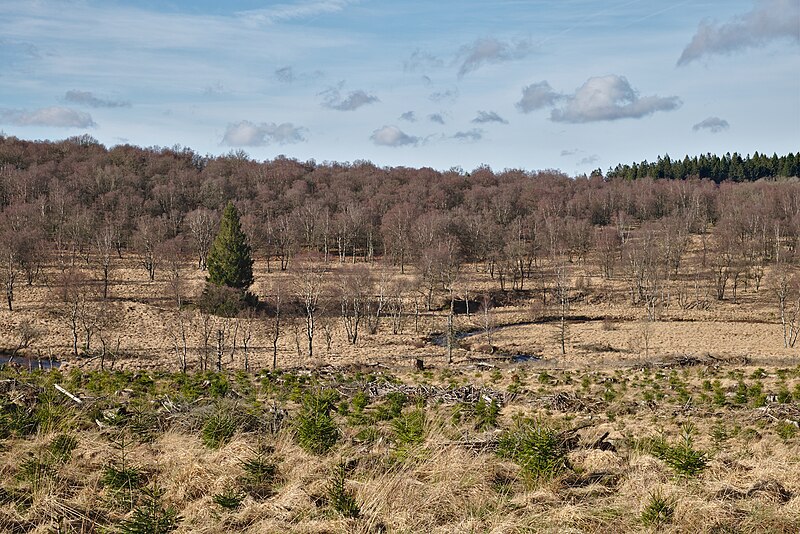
[0,106,95,128]
[693,116,730,133]
[370,125,418,147]
[222,120,306,146]
[550,75,681,123]
[678,0,800,65]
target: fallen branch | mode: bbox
[54,383,83,404]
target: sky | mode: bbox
[0,0,798,176]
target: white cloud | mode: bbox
[456,37,533,77]
[452,129,483,142]
[550,75,681,123]
[321,87,379,111]
[472,111,508,124]
[222,120,306,146]
[65,90,130,108]
[678,0,800,65]
[0,106,95,127]
[400,111,416,122]
[237,0,357,24]
[693,116,730,133]
[428,113,445,125]
[370,125,419,147]
[579,155,599,165]
[516,81,561,113]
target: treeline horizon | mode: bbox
[2,133,800,307]
[606,151,799,183]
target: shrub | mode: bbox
[327,462,360,518]
[201,406,237,449]
[240,446,278,498]
[213,488,246,510]
[652,425,708,478]
[118,483,181,534]
[48,434,77,463]
[497,419,569,483]
[295,391,340,454]
[641,490,676,527]
[392,408,425,446]
[374,392,406,421]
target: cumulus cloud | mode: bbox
[456,37,533,77]
[550,75,681,123]
[428,113,445,125]
[0,106,95,128]
[238,0,357,24]
[222,120,306,146]
[404,49,444,72]
[516,81,561,113]
[692,116,730,133]
[321,87,379,111]
[452,129,483,142]
[370,125,419,147]
[472,111,508,124]
[65,90,130,108]
[429,88,458,103]
[678,0,800,65]
[400,111,416,122]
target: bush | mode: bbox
[240,445,278,498]
[497,419,569,483]
[392,408,425,446]
[295,391,340,455]
[651,425,708,478]
[201,406,238,449]
[374,392,406,421]
[118,483,181,534]
[641,490,676,527]
[327,462,360,518]
[213,488,246,510]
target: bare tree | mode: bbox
[774,265,800,348]
[337,265,370,344]
[293,258,326,358]
[187,207,218,270]
[94,222,118,299]
[553,263,572,355]
[54,268,91,356]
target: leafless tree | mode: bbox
[187,207,218,270]
[774,265,800,348]
[293,258,326,358]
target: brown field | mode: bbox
[1,245,799,533]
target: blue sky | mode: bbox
[1,0,798,175]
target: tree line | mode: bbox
[606,151,799,183]
[3,134,800,369]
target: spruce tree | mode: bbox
[206,202,254,290]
